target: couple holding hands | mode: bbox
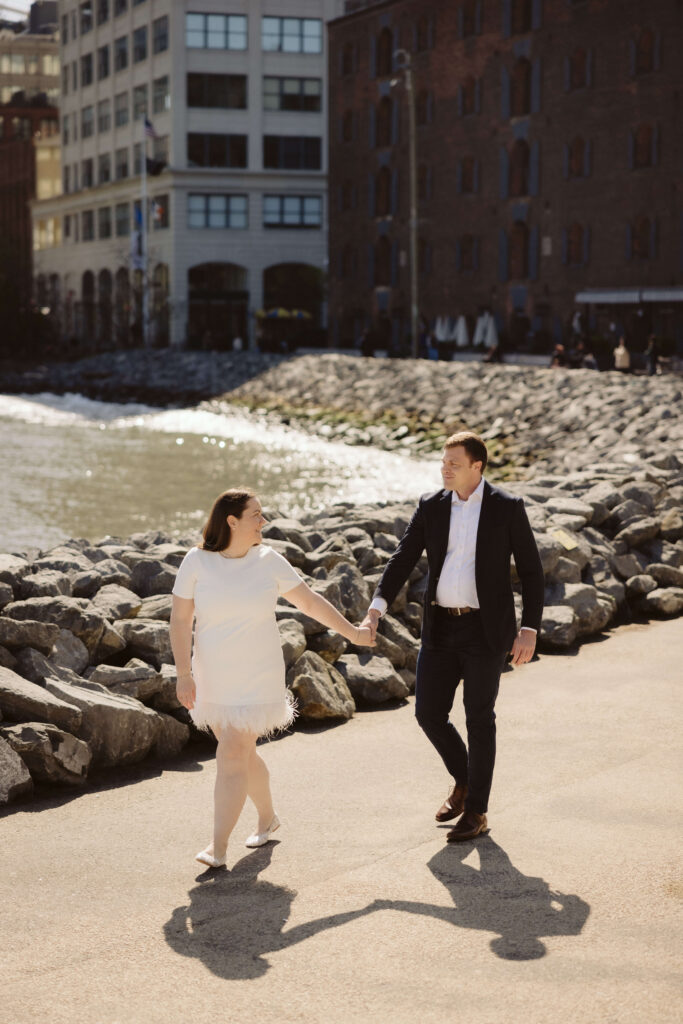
[169,431,544,869]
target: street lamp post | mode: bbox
[393,49,419,359]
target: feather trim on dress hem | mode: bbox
[190,692,297,738]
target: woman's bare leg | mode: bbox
[203,724,256,859]
[246,748,275,832]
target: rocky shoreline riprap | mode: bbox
[1,457,682,806]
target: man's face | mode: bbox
[440,445,482,496]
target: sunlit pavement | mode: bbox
[1,617,681,1024]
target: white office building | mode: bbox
[32,0,343,348]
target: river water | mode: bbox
[1,393,441,553]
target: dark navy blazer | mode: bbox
[373,481,545,653]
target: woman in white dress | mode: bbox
[170,488,375,868]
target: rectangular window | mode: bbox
[114,35,128,71]
[81,53,93,87]
[185,13,247,50]
[82,210,95,241]
[151,193,169,229]
[186,73,247,109]
[98,152,111,183]
[72,112,78,142]
[114,0,127,15]
[114,91,128,126]
[62,65,69,95]
[263,136,321,170]
[81,105,94,138]
[263,76,322,112]
[97,0,109,24]
[115,201,129,236]
[61,13,68,42]
[71,61,78,90]
[63,165,70,193]
[152,75,170,113]
[62,117,70,145]
[153,135,168,164]
[133,26,147,62]
[82,157,94,187]
[263,195,322,228]
[133,84,147,119]
[262,17,322,54]
[187,133,247,168]
[187,193,248,229]
[153,15,169,53]
[97,45,110,80]
[71,10,77,38]
[115,146,129,179]
[80,1,93,34]
[97,98,111,133]
[98,206,112,239]
[73,162,79,190]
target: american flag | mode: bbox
[144,117,157,139]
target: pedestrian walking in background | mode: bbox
[614,337,630,373]
[645,335,658,376]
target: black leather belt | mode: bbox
[435,605,475,616]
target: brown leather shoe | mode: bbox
[446,811,488,842]
[435,782,468,822]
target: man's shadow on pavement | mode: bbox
[163,837,590,978]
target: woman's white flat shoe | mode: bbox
[245,813,281,848]
[195,848,226,868]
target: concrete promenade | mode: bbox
[2,618,681,1024]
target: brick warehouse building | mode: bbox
[328,0,683,358]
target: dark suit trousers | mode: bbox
[415,609,507,815]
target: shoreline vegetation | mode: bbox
[0,350,681,806]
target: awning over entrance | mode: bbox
[575,287,683,304]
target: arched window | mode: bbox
[568,223,584,265]
[416,90,432,126]
[376,96,392,146]
[374,236,391,286]
[569,47,587,90]
[510,221,529,279]
[511,58,531,116]
[509,139,529,196]
[635,29,654,75]
[512,0,532,35]
[633,216,650,259]
[461,75,476,116]
[569,136,585,177]
[98,269,113,346]
[634,123,652,168]
[342,42,354,77]
[376,167,392,216]
[342,110,353,143]
[376,28,393,77]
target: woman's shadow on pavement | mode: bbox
[163,837,590,978]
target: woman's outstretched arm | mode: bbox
[283,582,375,647]
[170,595,196,709]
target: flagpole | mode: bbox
[141,118,148,347]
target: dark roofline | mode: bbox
[329,0,404,30]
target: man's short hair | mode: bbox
[444,431,488,471]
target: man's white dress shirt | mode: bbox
[369,477,536,634]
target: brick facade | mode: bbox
[328,0,683,354]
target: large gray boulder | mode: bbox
[129,560,177,598]
[545,582,611,635]
[625,574,658,598]
[305,628,347,664]
[92,584,142,620]
[151,712,190,759]
[42,677,161,767]
[18,570,72,599]
[645,563,683,588]
[0,553,31,587]
[0,581,13,610]
[275,605,326,636]
[642,587,683,616]
[543,497,594,524]
[85,659,163,701]
[0,722,91,786]
[327,561,370,622]
[138,594,173,621]
[0,645,17,670]
[531,534,564,576]
[50,628,90,674]
[539,606,580,648]
[379,615,421,671]
[372,629,406,669]
[286,651,355,721]
[0,666,82,732]
[0,617,60,655]
[277,618,307,668]
[263,518,313,552]
[0,735,32,804]
[114,619,173,667]
[262,538,307,569]
[2,596,107,654]
[335,653,409,704]
[614,517,660,548]
[304,535,356,573]
[659,508,683,542]
[34,548,94,574]
[150,664,184,713]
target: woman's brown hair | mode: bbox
[200,488,255,552]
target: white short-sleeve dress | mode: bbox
[172,544,302,736]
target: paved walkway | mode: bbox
[2,618,681,1024]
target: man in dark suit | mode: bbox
[361,431,544,841]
